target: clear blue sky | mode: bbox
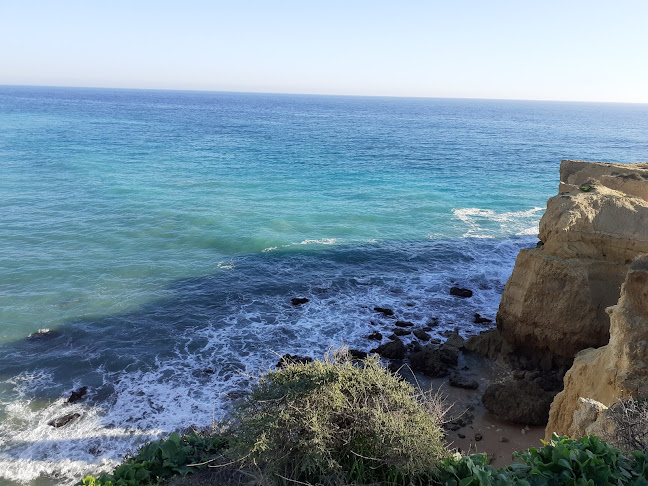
[1,0,646,102]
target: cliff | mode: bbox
[546,256,648,439]
[496,160,648,363]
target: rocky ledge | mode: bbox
[497,160,648,364]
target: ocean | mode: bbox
[0,86,647,484]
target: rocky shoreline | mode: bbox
[45,160,648,466]
[282,159,648,459]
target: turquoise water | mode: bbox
[1,86,647,484]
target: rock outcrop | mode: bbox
[497,160,648,362]
[545,256,648,438]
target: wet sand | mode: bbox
[402,352,546,468]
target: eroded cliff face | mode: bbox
[497,160,648,362]
[546,256,648,439]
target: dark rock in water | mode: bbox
[394,320,414,327]
[202,368,216,375]
[410,345,455,377]
[67,386,88,404]
[348,349,368,360]
[438,343,460,365]
[27,328,62,341]
[449,372,479,390]
[393,328,411,336]
[458,433,466,439]
[371,338,406,360]
[366,331,383,341]
[430,338,442,345]
[276,354,313,368]
[450,287,473,298]
[473,313,493,324]
[374,306,394,317]
[413,329,431,341]
[444,329,465,350]
[475,433,483,442]
[48,413,80,428]
[482,379,555,425]
[291,297,309,306]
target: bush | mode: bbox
[607,397,648,453]
[229,351,448,485]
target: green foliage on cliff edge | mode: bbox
[229,352,447,484]
[79,355,648,486]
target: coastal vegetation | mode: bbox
[79,353,647,486]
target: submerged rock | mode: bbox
[392,328,411,336]
[413,329,431,341]
[450,287,473,298]
[276,354,313,367]
[366,331,383,341]
[374,306,394,317]
[473,313,492,324]
[348,349,368,360]
[48,413,81,428]
[67,386,88,404]
[27,328,62,341]
[291,297,309,306]
[394,320,414,327]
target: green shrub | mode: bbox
[79,432,227,486]
[511,434,648,486]
[229,352,447,485]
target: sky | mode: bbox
[1,0,647,103]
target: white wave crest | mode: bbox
[452,207,543,238]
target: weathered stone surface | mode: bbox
[546,257,648,439]
[371,338,406,360]
[413,329,431,341]
[449,372,479,390]
[497,160,648,360]
[483,379,555,425]
[409,343,458,377]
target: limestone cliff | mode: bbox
[546,256,648,439]
[497,160,648,362]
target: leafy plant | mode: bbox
[79,432,227,486]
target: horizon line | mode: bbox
[1,83,647,106]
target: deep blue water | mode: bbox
[0,86,647,484]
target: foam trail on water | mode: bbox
[0,234,539,484]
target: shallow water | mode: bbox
[1,87,647,484]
